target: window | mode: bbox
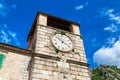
[0,54,5,69]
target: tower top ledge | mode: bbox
[27,11,80,41]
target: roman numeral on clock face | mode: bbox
[52,33,73,52]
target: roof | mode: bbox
[27,11,80,41]
[0,42,32,55]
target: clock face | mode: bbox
[51,33,73,52]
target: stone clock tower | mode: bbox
[27,12,90,80]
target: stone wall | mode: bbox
[35,25,87,63]
[31,56,90,80]
[31,25,91,80]
[0,50,31,80]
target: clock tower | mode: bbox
[27,12,90,80]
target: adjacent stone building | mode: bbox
[0,12,91,80]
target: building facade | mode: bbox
[0,12,91,80]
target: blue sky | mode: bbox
[0,0,120,68]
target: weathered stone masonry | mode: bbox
[30,25,90,80]
[0,43,31,80]
[0,11,91,80]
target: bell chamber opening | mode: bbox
[47,16,72,32]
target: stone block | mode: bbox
[76,76,81,79]
[37,14,47,26]
[57,62,69,69]
[39,74,50,79]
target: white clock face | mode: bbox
[52,34,73,52]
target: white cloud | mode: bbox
[101,9,120,32]
[0,2,16,16]
[105,37,116,46]
[93,38,120,67]
[0,24,20,45]
[8,31,20,45]
[75,2,88,11]
[95,8,120,67]
[0,30,11,43]
[105,9,120,24]
[104,23,118,32]
[75,5,84,10]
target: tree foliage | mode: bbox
[91,65,120,80]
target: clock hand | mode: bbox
[56,37,63,43]
[56,36,70,48]
[63,41,70,48]
[59,36,70,47]
[59,37,70,47]
[56,36,64,42]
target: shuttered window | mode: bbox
[0,54,5,69]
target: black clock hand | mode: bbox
[56,37,63,43]
[59,36,70,47]
[56,36,70,48]
[59,37,70,47]
[63,41,70,47]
